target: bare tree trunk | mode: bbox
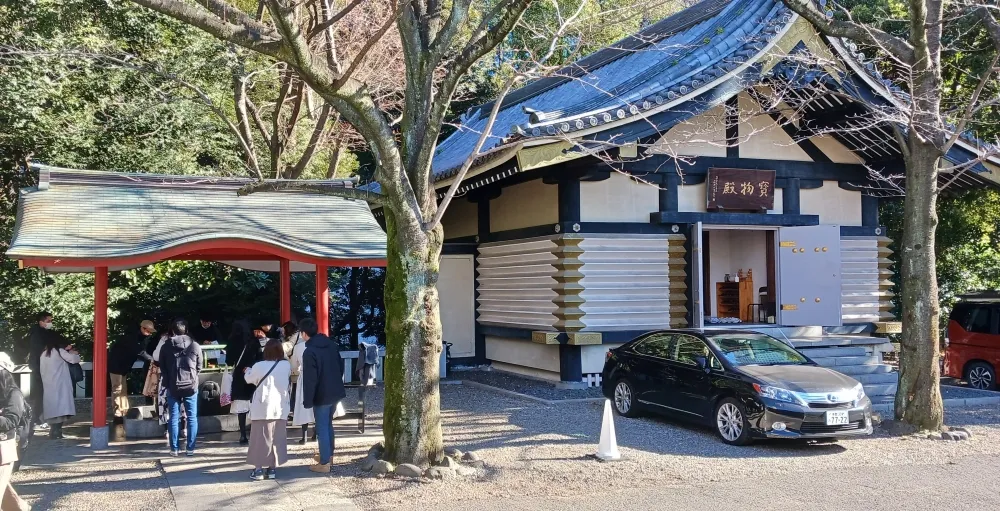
[381,208,444,466]
[894,140,944,431]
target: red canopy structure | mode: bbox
[7,166,387,448]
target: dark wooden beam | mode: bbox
[783,177,801,215]
[726,95,739,159]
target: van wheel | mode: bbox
[965,362,996,390]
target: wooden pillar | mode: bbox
[279,259,291,324]
[315,264,329,335]
[92,266,109,448]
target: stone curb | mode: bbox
[460,380,606,406]
[873,396,1000,414]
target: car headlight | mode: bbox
[753,383,805,405]
[855,383,866,401]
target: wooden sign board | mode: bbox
[706,168,776,211]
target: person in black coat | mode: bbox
[108,320,157,420]
[300,318,345,471]
[0,353,29,506]
[228,320,264,444]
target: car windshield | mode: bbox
[708,334,810,366]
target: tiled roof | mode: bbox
[431,0,794,180]
[7,166,387,269]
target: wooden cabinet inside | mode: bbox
[715,271,754,321]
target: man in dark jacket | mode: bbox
[299,318,345,472]
[156,319,202,456]
[108,320,156,421]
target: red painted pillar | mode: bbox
[315,264,329,335]
[93,267,109,432]
[279,259,291,324]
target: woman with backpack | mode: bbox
[243,339,290,481]
[0,352,30,509]
[39,336,79,439]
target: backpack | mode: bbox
[167,338,199,398]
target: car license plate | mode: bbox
[826,410,850,425]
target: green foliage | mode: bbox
[882,189,1000,331]
[0,0,382,361]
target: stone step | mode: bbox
[864,383,897,397]
[810,355,880,367]
[832,364,895,376]
[853,372,899,385]
[798,346,869,358]
[789,336,891,349]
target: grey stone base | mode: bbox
[198,414,239,434]
[555,381,589,390]
[90,425,109,449]
[123,414,241,439]
[124,418,164,439]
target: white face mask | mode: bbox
[41,322,53,330]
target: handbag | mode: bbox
[58,350,84,384]
[220,343,249,406]
[142,365,160,397]
[219,370,233,406]
[0,437,17,465]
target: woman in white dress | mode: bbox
[289,333,314,444]
[39,337,80,439]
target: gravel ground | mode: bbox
[329,384,1000,511]
[454,368,603,400]
[941,384,1000,400]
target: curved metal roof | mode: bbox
[7,166,387,273]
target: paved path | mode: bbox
[12,426,368,510]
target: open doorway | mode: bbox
[701,227,777,325]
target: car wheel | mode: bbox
[613,379,639,417]
[965,362,996,390]
[714,397,752,446]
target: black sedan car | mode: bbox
[602,329,873,445]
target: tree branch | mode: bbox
[332,1,406,90]
[307,0,366,40]
[287,102,333,179]
[130,0,283,56]
[780,0,915,63]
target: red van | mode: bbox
[943,294,1000,390]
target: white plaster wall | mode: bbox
[580,172,659,222]
[809,134,864,164]
[439,255,476,358]
[678,183,707,212]
[706,229,769,318]
[490,179,558,232]
[485,337,560,381]
[649,105,727,157]
[800,181,862,226]
[738,93,811,161]
[442,198,478,239]
[767,188,784,215]
[582,343,623,374]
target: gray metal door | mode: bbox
[691,222,705,328]
[777,225,842,326]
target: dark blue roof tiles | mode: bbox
[430,1,795,180]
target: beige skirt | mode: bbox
[246,419,288,468]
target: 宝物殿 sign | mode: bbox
[706,168,776,211]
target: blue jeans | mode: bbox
[313,404,335,464]
[167,392,198,452]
